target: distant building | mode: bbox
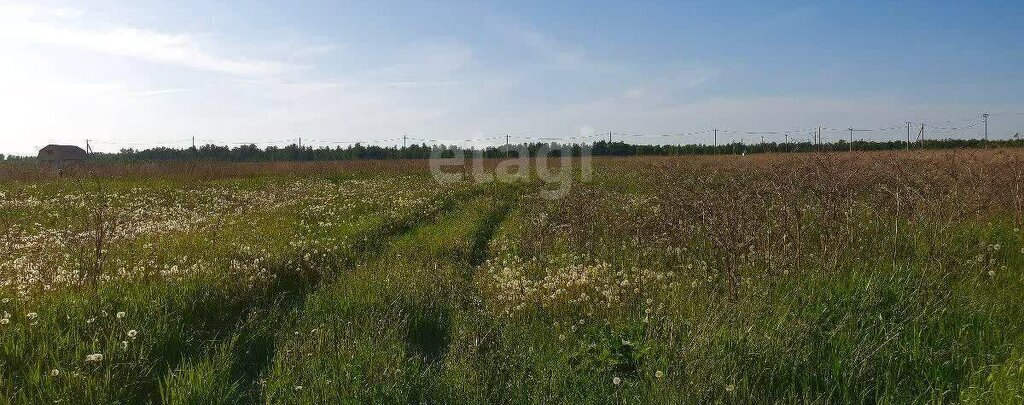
[38,144,88,164]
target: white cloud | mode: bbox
[0,23,292,77]
[623,87,645,99]
[499,24,592,71]
[0,4,292,77]
[370,41,473,83]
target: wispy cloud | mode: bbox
[0,24,292,77]
[498,24,590,71]
[0,6,292,77]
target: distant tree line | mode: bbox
[3,138,1023,162]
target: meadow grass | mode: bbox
[1,149,1023,403]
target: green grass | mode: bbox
[2,153,1024,403]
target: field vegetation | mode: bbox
[1,149,1023,403]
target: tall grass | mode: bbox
[2,149,1023,403]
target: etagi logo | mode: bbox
[429,144,592,199]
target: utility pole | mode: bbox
[760,135,765,153]
[192,135,196,149]
[505,134,510,157]
[906,121,911,151]
[849,127,854,152]
[714,128,718,151]
[784,133,788,152]
[298,137,302,149]
[85,139,91,155]
[983,113,989,141]
[919,123,925,147]
[403,133,407,149]
[608,131,612,144]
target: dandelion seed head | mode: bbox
[612,376,622,385]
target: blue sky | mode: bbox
[1,0,1022,154]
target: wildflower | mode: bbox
[612,376,622,385]
[294,385,304,392]
[85,353,104,362]
[988,270,996,277]
[26,312,38,320]
[50,369,60,377]
[127,329,139,339]
[0,318,8,325]
[725,384,736,392]
[116,311,126,319]
[558,334,566,341]
[655,370,664,378]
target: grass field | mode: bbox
[2,149,1024,403]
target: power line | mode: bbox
[76,112,1022,152]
